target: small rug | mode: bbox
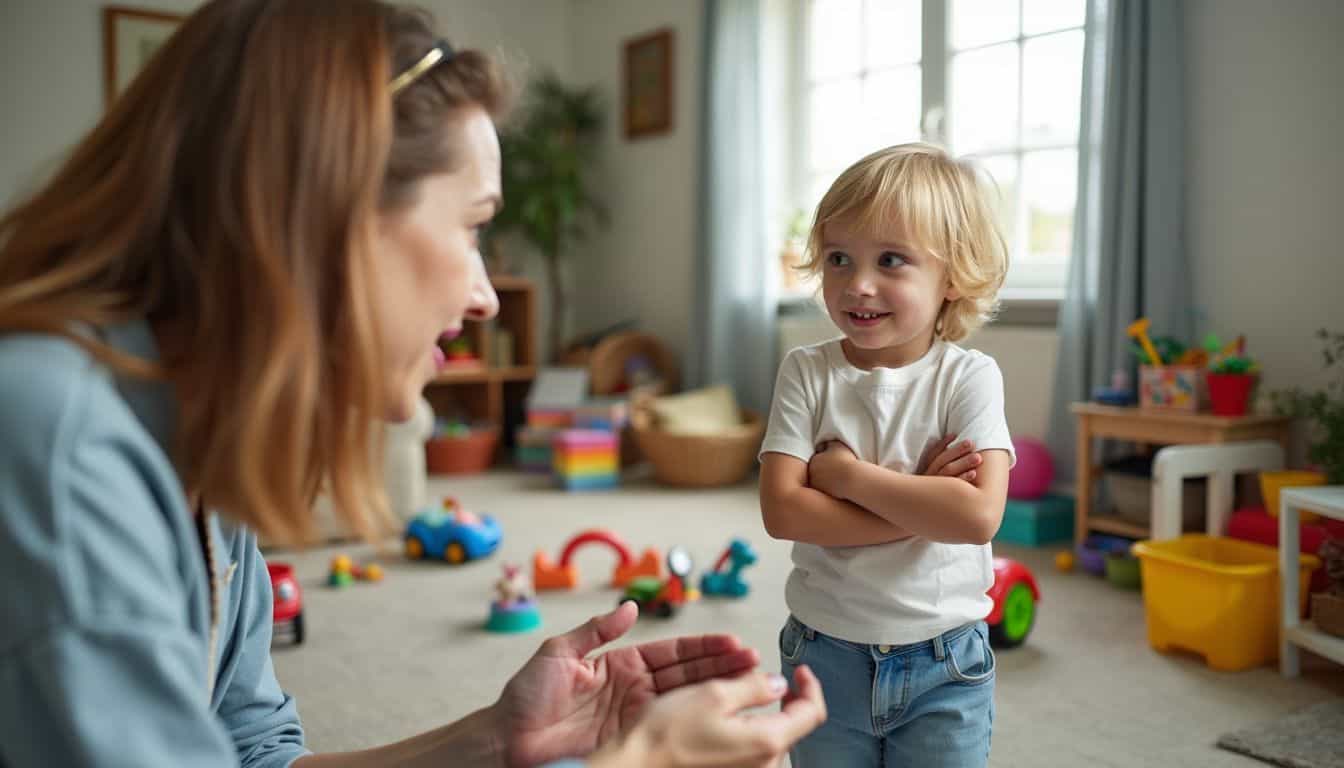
[1216,698,1344,768]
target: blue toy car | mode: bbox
[404,498,501,564]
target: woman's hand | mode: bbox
[492,601,762,767]
[590,664,827,768]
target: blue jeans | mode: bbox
[779,616,995,768]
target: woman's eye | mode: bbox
[826,251,850,267]
[878,251,907,268]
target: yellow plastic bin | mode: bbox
[1259,470,1326,523]
[1131,535,1319,672]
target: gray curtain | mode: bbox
[1048,0,1193,482]
[692,0,778,415]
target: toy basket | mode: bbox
[630,407,765,487]
[563,331,680,396]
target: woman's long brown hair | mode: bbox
[0,0,508,545]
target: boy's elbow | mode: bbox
[759,494,795,540]
[969,505,1002,545]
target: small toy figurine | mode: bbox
[486,563,542,633]
[700,538,758,598]
[328,554,355,588]
[622,546,694,619]
[329,555,385,586]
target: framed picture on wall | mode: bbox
[623,28,674,139]
[103,5,184,106]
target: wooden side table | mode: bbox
[1280,486,1344,677]
[1069,403,1292,545]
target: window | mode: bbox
[786,0,1086,300]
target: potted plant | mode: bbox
[1314,538,1344,638]
[1204,334,1258,417]
[489,74,605,362]
[1270,329,1344,484]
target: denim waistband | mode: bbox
[791,617,980,661]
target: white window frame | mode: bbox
[785,0,1086,312]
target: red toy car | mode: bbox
[268,562,305,644]
[987,557,1039,648]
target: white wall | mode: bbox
[1186,0,1344,398]
[566,0,704,365]
[0,0,571,206]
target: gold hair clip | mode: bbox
[390,40,453,95]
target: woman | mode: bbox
[0,1,824,766]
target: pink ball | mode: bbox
[1007,437,1054,500]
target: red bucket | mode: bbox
[1207,373,1257,416]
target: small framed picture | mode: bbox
[103,5,184,105]
[623,28,674,139]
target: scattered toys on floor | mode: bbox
[533,528,662,591]
[404,496,502,565]
[699,538,757,598]
[621,546,697,619]
[268,562,305,644]
[487,563,543,633]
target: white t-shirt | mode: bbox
[760,338,1015,645]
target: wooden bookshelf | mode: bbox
[423,277,537,452]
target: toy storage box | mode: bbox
[996,494,1074,546]
[1139,365,1206,411]
[1132,535,1319,671]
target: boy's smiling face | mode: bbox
[820,212,960,369]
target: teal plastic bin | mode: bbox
[996,494,1075,546]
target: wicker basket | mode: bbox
[1312,593,1344,638]
[631,408,765,487]
[563,331,680,396]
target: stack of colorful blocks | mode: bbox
[552,429,619,490]
[515,425,560,473]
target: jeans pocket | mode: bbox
[945,623,996,685]
[778,616,808,664]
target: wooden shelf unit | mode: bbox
[422,277,537,450]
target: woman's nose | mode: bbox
[464,249,499,321]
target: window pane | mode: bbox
[1023,0,1085,35]
[1022,149,1077,266]
[809,80,863,170]
[1022,30,1084,146]
[862,66,922,152]
[809,170,837,214]
[975,153,1020,262]
[809,0,863,80]
[951,0,1019,50]
[865,0,921,69]
[949,43,1019,154]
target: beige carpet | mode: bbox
[267,469,1344,766]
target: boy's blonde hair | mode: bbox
[803,143,1008,342]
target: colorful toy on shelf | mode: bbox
[441,336,480,367]
[533,528,661,591]
[699,538,758,598]
[268,562,304,644]
[1202,333,1259,416]
[1127,318,1163,366]
[1092,369,1136,406]
[986,557,1040,648]
[552,429,620,490]
[622,546,695,619]
[487,563,542,633]
[404,496,502,564]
